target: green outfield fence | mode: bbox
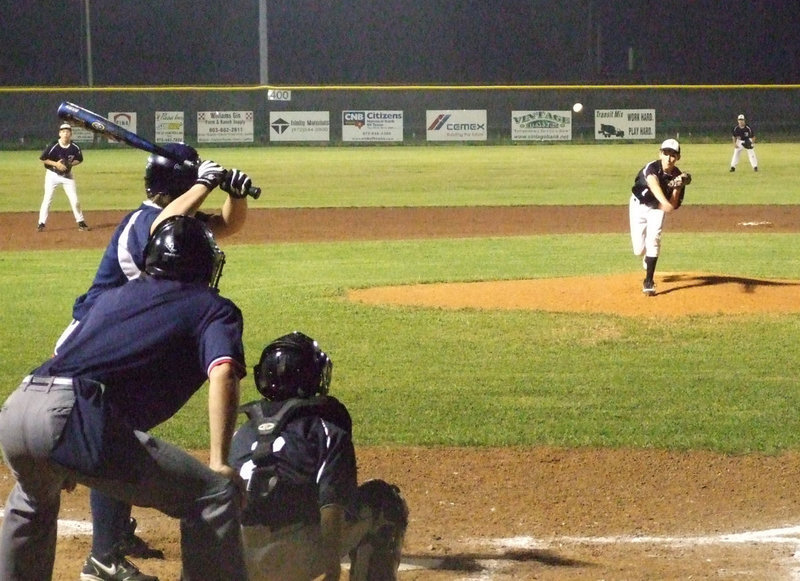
[1,84,798,148]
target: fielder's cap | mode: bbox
[737,114,745,120]
[660,138,680,154]
[59,123,72,131]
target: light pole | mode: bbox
[259,0,268,85]
[83,0,93,86]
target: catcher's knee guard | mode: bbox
[349,479,409,581]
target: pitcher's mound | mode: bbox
[348,272,800,317]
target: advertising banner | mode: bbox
[269,111,330,142]
[197,111,254,143]
[107,112,137,144]
[511,110,572,141]
[426,110,487,141]
[155,111,184,143]
[595,109,656,140]
[342,110,404,142]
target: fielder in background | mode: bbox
[230,331,409,581]
[629,138,691,296]
[38,122,89,232]
[730,113,758,172]
[54,143,253,581]
[0,216,248,581]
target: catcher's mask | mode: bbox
[143,215,225,289]
[144,142,199,199]
[254,332,332,401]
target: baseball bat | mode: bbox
[57,101,261,199]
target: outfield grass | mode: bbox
[0,145,798,454]
[1,142,796,212]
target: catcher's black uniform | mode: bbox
[230,396,358,529]
[230,395,408,580]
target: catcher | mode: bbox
[628,138,692,295]
[230,331,409,581]
[730,113,758,172]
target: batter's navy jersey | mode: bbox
[230,397,358,529]
[36,276,245,431]
[631,159,682,209]
[72,203,211,320]
[40,140,82,177]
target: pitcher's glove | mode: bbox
[667,172,691,189]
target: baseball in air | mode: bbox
[572,103,583,113]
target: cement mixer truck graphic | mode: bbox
[598,124,625,138]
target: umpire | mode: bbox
[230,331,409,581]
[0,216,248,581]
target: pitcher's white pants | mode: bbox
[629,195,665,258]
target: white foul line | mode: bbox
[4,509,800,576]
[484,526,800,548]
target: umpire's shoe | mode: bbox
[80,550,159,581]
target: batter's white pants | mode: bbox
[730,142,758,169]
[39,171,85,224]
[629,195,665,259]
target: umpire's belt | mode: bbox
[21,375,74,391]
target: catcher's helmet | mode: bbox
[144,142,199,199]
[253,332,332,401]
[143,215,225,288]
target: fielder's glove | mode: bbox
[667,172,692,189]
[742,139,753,149]
[220,168,253,199]
[195,159,226,190]
[59,159,72,175]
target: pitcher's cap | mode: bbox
[660,138,680,153]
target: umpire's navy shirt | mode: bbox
[36,276,245,431]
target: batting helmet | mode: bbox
[253,332,332,401]
[144,142,199,199]
[143,215,225,288]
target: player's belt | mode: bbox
[21,375,74,390]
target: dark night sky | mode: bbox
[2,1,798,86]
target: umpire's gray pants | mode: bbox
[0,378,247,581]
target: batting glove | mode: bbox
[220,169,253,199]
[195,160,226,190]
